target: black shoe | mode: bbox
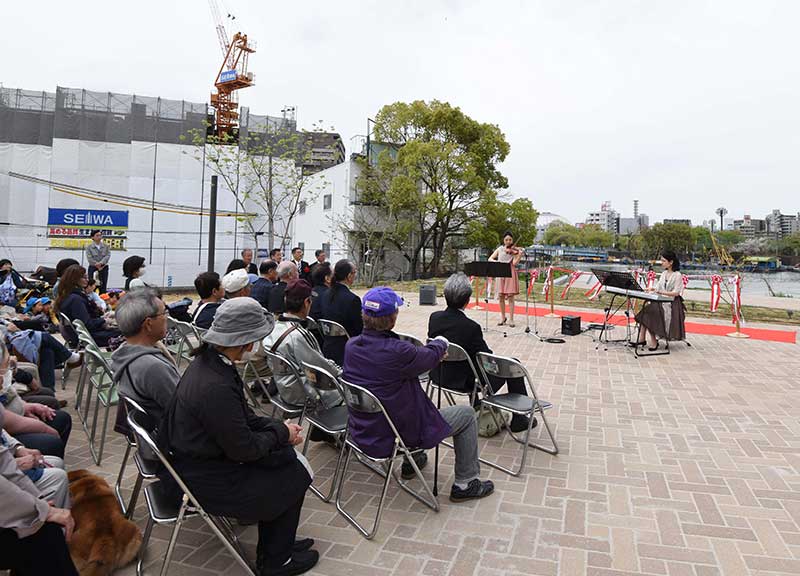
[250,383,264,397]
[450,478,495,502]
[648,342,659,351]
[401,452,428,480]
[292,538,314,553]
[261,549,319,576]
[509,415,537,433]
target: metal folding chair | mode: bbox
[300,361,348,502]
[82,346,118,465]
[426,339,483,407]
[57,312,81,390]
[317,319,349,339]
[261,350,306,422]
[395,332,431,389]
[335,378,439,540]
[475,352,558,476]
[165,318,200,369]
[126,411,257,576]
[114,396,160,520]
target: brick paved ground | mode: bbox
[60,299,800,576]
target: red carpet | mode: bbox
[466,302,797,344]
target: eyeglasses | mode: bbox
[147,311,168,320]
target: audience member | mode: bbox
[112,289,179,431]
[267,261,298,316]
[0,405,77,576]
[242,249,258,275]
[192,272,224,330]
[1,430,70,508]
[85,230,110,294]
[55,265,120,347]
[222,268,252,299]
[85,278,108,313]
[309,249,327,277]
[0,259,26,308]
[309,262,332,320]
[0,341,72,458]
[4,322,81,390]
[318,260,362,365]
[342,286,494,502]
[251,260,278,309]
[290,247,311,283]
[159,298,318,575]
[100,289,124,311]
[263,280,342,411]
[52,258,79,300]
[122,256,148,291]
[428,273,532,432]
[269,248,283,263]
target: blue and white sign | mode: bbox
[219,69,238,83]
[48,208,129,229]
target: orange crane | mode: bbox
[208,0,255,140]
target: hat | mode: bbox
[222,268,250,293]
[285,279,312,301]
[362,286,404,317]
[203,298,275,347]
[23,298,39,314]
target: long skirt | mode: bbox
[635,297,686,341]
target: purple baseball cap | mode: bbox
[362,286,404,317]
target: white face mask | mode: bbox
[138,269,146,277]
[240,341,259,363]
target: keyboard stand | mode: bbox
[595,293,634,351]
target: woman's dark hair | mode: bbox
[226,259,247,274]
[0,259,11,269]
[194,272,221,299]
[328,259,355,302]
[55,264,86,312]
[661,250,681,271]
[56,258,80,278]
[311,262,332,287]
[123,255,146,279]
[87,278,97,288]
[502,230,514,241]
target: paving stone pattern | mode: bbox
[60,301,800,576]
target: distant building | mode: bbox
[733,215,767,238]
[663,219,692,227]
[765,210,799,238]
[535,212,570,242]
[617,217,639,235]
[586,201,619,233]
[301,132,345,175]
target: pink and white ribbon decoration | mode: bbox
[584,281,603,300]
[560,270,584,299]
[527,268,540,295]
[709,275,722,312]
[542,266,553,299]
[730,274,742,324]
[646,270,657,290]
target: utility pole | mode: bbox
[207,175,218,272]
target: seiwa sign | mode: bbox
[48,208,128,229]
[219,69,237,83]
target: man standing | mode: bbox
[290,247,311,283]
[85,230,110,294]
[269,248,283,264]
[309,249,327,276]
[241,249,258,275]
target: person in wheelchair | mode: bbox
[342,286,495,503]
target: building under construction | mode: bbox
[0,85,343,287]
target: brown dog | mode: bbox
[68,469,143,576]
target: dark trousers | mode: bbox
[15,410,72,458]
[0,524,79,576]
[96,265,109,294]
[38,332,73,389]
[257,494,305,570]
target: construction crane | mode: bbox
[208,0,255,140]
[711,231,734,267]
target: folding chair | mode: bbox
[81,346,118,465]
[395,332,431,389]
[475,352,558,476]
[165,318,200,369]
[317,319,349,340]
[426,339,483,407]
[261,350,306,422]
[335,378,439,540]
[300,361,349,502]
[57,312,81,390]
[114,396,160,520]
[126,411,257,576]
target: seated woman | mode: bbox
[317,260,362,365]
[55,264,120,348]
[4,323,81,390]
[635,250,687,351]
[122,255,149,291]
[1,341,72,458]
[159,298,319,575]
[0,408,77,576]
[428,273,533,433]
[0,259,27,309]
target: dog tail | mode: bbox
[80,530,141,576]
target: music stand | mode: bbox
[464,261,513,334]
[591,268,638,349]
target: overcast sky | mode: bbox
[2,0,798,225]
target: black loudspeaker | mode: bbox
[561,315,581,336]
[419,284,437,306]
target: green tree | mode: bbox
[543,222,580,246]
[580,224,615,248]
[716,230,743,246]
[368,100,510,277]
[466,193,538,250]
[642,223,694,257]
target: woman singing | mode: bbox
[488,231,522,327]
[635,250,686,350]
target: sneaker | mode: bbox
[292,538,314,553]
[66,352,83,368]
[449,478,495,503]
[262,549,319,576]
[509,415,538,433]
[401,452,428,479]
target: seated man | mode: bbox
[263,280,341,410]
[250,260,278,309]
[268,261,298,315]
[192,272,225,330]
[222,268,252,299]
[343,286,494,502]
[428,272,533,432]
[1,430,70,509]
[111,289,180,433]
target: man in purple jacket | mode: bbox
[342,286,494,503]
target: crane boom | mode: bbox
[208,0,232,65]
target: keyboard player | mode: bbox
[634,250,687,350]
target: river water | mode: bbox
[567,264,800,298]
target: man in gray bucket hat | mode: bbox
[159,297,320,575]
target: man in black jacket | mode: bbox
[250,260,278,309]
[428,272,533,433]
[267,261,298,315]
[289,247,311,283]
